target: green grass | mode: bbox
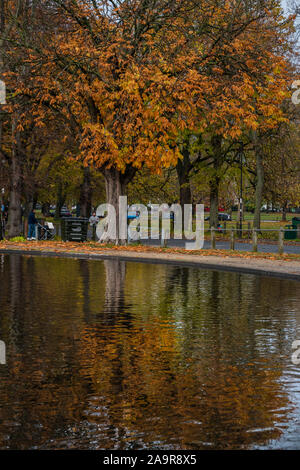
[204,212,300,239]
[9,236,27,242]
[230,211,300,223]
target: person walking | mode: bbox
[89,211,99,241]
[27,209,37,240]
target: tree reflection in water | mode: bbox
[0,254,299,449]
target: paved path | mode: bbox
[62,227,300,255]
[142,238,300,254]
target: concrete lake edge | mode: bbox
[1,246,300,282]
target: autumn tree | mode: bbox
[3,0,297,240]
[260,121,300,220]
[0,0,55,237]
[9,0,209,242]
[174,0,296,227]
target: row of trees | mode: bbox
[0,0,299,241]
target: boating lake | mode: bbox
[0,254,300,449]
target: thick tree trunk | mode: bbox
[176,147,192,207]
[253,150,264,230]
[6,179,22,238]
[103,168,127,245]
[79,166,92,218]
[6,121,22,239]
[178,173,192,208]
[102,166,136,244]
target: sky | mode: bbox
[282,0,300,47]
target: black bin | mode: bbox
[292,217,300,229]
[61,217,88,242]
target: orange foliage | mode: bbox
[3,0,295,174]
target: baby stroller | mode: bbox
[37,221,55,240]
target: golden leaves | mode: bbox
[4,0,294,177]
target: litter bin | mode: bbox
[292,218,300,238]
[284,224,297,240]
[61,217,88,242]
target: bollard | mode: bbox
[161,229,167,248]
[252,229,258,252]
[230,228,235,250]
[278,228,284,255]
[211,227,216,249]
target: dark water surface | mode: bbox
[0,254,300,450]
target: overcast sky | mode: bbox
[282,0,300,47]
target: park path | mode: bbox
[143,238,300,255]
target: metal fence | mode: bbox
[2,218,300,255]
[209,227,299,254]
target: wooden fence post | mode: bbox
[252,229,258,252]
[278,228,284,255]
[247,222,251,239]
[230,228,235,250]
[211,227,216,249]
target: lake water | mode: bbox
[0,253,300,450]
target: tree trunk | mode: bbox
[102,166,136,244]
[6,120,22,239]
[6,176,22,238]
[209,135,222,228]
[209,175,219,228]
[55,183,66,219]
[176,146,192,207]
[79,166,92,218]
[282,202,287,222]
[253,150,264,230]
[23,198,33,238]
[32,192,38,210]
[42,202,50,217]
